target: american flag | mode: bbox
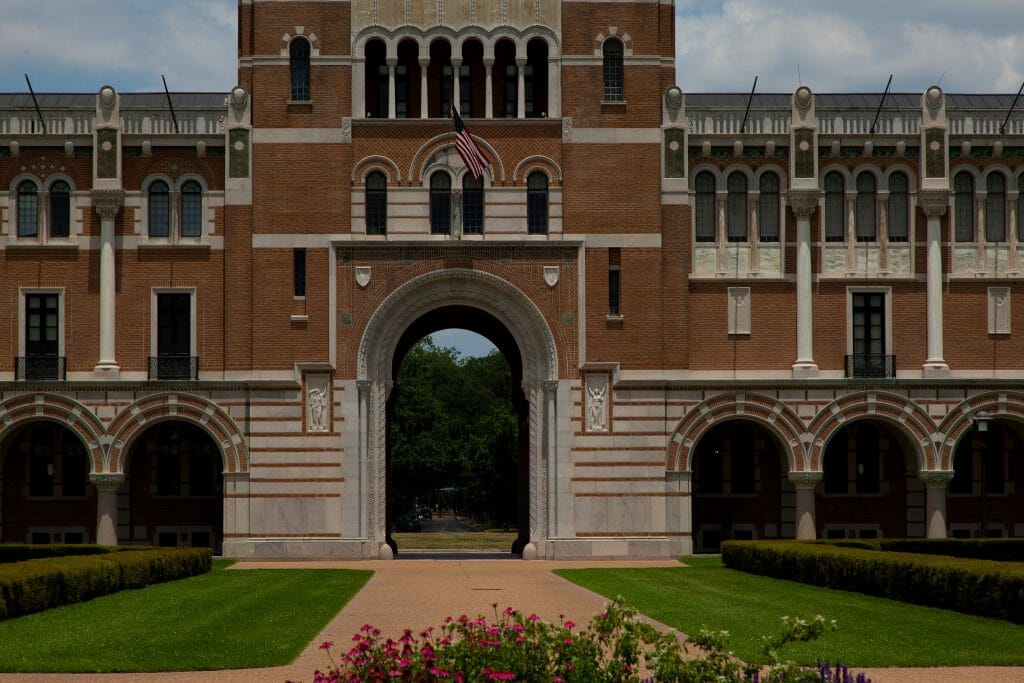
[453,108,490,180]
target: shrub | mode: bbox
[0,544,115,564]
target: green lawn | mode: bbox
[556,557,1024,667]
[0,560,372,672]
[393,531,517,550]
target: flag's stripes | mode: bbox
[453,109,490,180]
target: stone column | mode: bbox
[92,190,123,375]
[90,473,125,546]
[357,380,371,540]
[788,471,822,540]
[1009,190,1020,272]
[419,58,430,119]
[975,190,987,271]
[749,191,760,272]
[788,190,819,377]
[921,471,954,539]
[516,59,527,119]
[387,59,397,119]
[715,190,728,273]
[919,190,950,377]
[878,190,890,273]
[451,58,462,115]
[483,58,494,119]
[845,190,858,272]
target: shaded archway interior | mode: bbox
[387,305,528,555]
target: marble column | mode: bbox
[451,58,462,115]
[919,190,950,377]
[387,59,397,119]
[90,473,125,546]
[921,471,954,539]
[92,190,123,375]
[483,58,494,119]
[789,471,821,540]
[419,58,430,119]
[516,59,527,119]
[788,190,819,377]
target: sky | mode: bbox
[3,0,1022,357]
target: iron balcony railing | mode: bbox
[845,354,896,379]
[14,356,66,381]
[148,355,199,381]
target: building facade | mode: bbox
[0,0,1021,559]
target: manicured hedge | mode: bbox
[0,548,211,620]
[810,538,1024,562]
[0,545,115,564]
[721,540,1024,623]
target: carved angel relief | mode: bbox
[585,376,608,432]
[307,375,330,432]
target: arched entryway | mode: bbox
[817,419,921,539]
[691,420,791,553]
[1,422,95,543]
[124,421,224,552]
[947,418,1024,538]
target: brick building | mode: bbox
[0,0,1021,559]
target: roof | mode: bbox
[686,92,1022,110]
[0,92,227,109]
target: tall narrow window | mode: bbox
[293,248,306,297]
[887,172,909,242]
[430,172,452,234]
[49,181,71,238]
[851,292,886,378]
[526,39,548,117]
[694,172,716,242]
[155,292,193,380]
[17,180,39,238]
[602,39,624,102]
[459,63,473,116]
[148,181,170,238]
[396,65,409,117]
[824,172,845,242]
[726,172,748,242]
[526,171,548,234]
[365,39,388,118]
[986,173,1006,242]
[954,172,975,242]
[608,248,621,316]
[180,181,203,238]
[855,173,877,242]
[290,38,311,101]
[463,175,484,234]
[441,64,454,118]
[758,173,780,242]
[504,64,517,117]
[24,293,60,381]
[366,171,388,235]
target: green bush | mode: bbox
[0,545,115,564]
[721,540,1024,623]
[878,538,1024,562]
[0,548,211,620]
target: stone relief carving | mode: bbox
[543,266,559,287]
[307,375,330,432]
[342,117,352,143]
[561,117,572,142]
[585,375,608,432]
[356,266,372,288]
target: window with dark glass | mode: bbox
[602,39,624,102]
[157,292,191,362]
[366,171,388,235]
[49,181,71,238]
[986,173,1006,242]
[855,173,877,242]
[293,248,306,297]
[290,38,311,101]
[525,39,548,117]
[855,424,880,494]
[463,175,483,234]
[887,172,909,242]
[823,438,848,494]
[365,39,388,118]
[17,180,39,237]
[726,172,748,242]
[459,63,473,116]
[954,172,975,242]
[694,172,716,242]
[180,181,203,237]
[758,173,780,242]
[824,172,845,242]
[526,171,548,234]
[852,292,885,376]
[430,172,452,234]
[396,65,409,117]
[25,293,59,364]
[504,64,517,117]
[148,180,170,237]
[441,64,454,117]
[608,248,621,316]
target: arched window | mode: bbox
[430,172,452,234]
[148,180,170,238]
[290,38,311,102]
[986,173,1006,242]
[429,39,453,118]
[460,40,484,118]
[602,39,624,102]
[954,172,975,242]
[855,173,876,242]
[726,172,748,242]
[396,39,418,118]
[758,173,780,242]
[366,171,387,235]
[463,174,484,234]
[824,172,845,242]
[180,181,203,238]
[694,171,715,242]
[887,172,909,242]
[494,40,517,118]
[365,39,388,118]
[526,171,548,234]
[525,38,549,118]
[17,180,39,238]
[49,181,71,238]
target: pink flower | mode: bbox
[488,672,516,681]
[563,638,573,645]
[564,621,575,629]
[528,614,540,622]
[319,641,334,650]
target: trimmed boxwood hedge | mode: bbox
[0,545,116,564]
[721,540,1024,623]
[0,548,211,620]
[809,538,1024,562]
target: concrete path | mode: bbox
[4,559,1024,683]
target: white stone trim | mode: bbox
[568,128,660,144]
[253,128,349,144]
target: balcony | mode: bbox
[845,354,896,379]
[14,356,66,381]
[148,356,199,381]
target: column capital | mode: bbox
[418,57,431,68]
[919,470,955,488]
[89,473,126,491]
[787,189,820,218]
[543,379,559,395]
[91,189,124,219]
[515,58,528,67]
[787,470,822,489]
[917,189,949,217]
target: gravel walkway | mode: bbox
[3,559,1022,683]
